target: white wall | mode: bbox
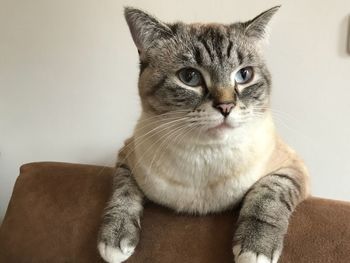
[1,0,350,221]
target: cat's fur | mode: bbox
[98,6,310,263]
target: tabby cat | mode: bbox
[98,6,310,263]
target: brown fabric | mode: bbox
[0,162,349,263]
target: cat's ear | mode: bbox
[242,6,280,41]
[124,7,172,53]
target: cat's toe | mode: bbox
[233,245,280,263]
[98,214,140,263]
[98,241,135,263]
[119,237,137,255]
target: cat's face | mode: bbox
[125,7,279,139]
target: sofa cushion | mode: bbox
[0,162,350,262]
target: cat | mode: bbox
[97,6,310,263]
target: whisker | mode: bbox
[148,122,199,171]
[130,122,195,175]
[135,110,190,125]
[125,117,192,149]
[120,119,192,164]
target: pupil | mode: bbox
[241,69,247,79]
[186,71,194,81]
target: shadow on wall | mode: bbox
[338,15,350,56]
[348,15,350,55]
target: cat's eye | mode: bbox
[234,67,254,85]
[177,68,203,87]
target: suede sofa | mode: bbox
[0,162,350,263]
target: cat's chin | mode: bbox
[208,122,233,131]
[205,122,236,139]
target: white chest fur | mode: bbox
[132,115,275,214]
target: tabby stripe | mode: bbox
[215,43,223,62]
[254,217,280,229]
[240,82,264,99]
[211,33,224,61]
[200,39,215,62]
[117,163,130,170]
[102,214,116,225]
[260,184,276,193]
[288,189,297,206]
[237,50,244,65]
[173,98,187,103]
[271,173,302,193]
[271,182,286,192]
[148,76,167,96]
[279,193,293,212]
[227,41,233,58]
[139,60,149,75]
[132,218,141,229]
[194,47,203,65]
[104,204,124,213]
[240,215,280,230]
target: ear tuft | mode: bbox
[243,6,281,40]
[124,7,172,52]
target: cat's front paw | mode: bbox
[233,245,281,263]
[98,239,136,263]
[98,216,140,263]
[232,217,285,263]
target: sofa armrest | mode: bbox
[1,162,350,263]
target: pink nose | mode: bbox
[215,103,235,117]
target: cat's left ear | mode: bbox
[124,7,172,53]
[242,6,280,41]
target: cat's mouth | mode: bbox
[207,121,234,133]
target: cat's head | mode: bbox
[124,6,279,140]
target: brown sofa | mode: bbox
[0,162,350,263]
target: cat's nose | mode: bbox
[215,103,235,117]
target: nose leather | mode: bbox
[215,103,235,117]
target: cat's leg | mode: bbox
[98,163,144,263]
[233,168,309,263]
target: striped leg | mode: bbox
[98,164,144,263]
[233,169,307,263]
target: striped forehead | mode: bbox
[188,24,246,66]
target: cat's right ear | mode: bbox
[124,7,172,53]
[241,6,280,42]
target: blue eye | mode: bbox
[235,67,254,84]
[178,68,203,87]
